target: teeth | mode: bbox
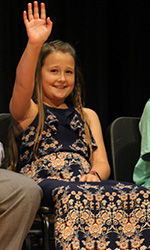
[56,86,65,89]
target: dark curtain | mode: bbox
[1,0,150,135]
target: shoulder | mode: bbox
[141,99,150,122]
[139,99,150,133]
[144,99,150,111]
[83,107,99,117]
[83,107,100,126]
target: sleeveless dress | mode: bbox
[18,104,150,250]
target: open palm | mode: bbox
[23,1,53,44]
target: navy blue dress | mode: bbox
[18,104,150,250]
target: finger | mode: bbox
[46,17,53,25]
[27,3,34,21]
[79,175,87,182]
[46,17,53,32]
[23,11,28,25]
[40,2,46,21]
[33,1,39,19]
[87,176,100,182]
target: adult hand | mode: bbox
[23,1,53,45]
[79,173,101,182]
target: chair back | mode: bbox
[109,117,141,182]
[0,113,11,167]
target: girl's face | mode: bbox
[41,51,75,107]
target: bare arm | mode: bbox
[80,108,111,182]
[10,2,53,128]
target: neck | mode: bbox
[43,101,68,109]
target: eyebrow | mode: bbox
[48,65,74,70]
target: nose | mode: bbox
[58,72,66,82]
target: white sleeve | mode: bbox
[0,142,5,166]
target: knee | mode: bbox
[0,170,43,213]
[19,177,43,209]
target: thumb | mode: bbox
[46,17,53,28]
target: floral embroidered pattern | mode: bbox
[18,105,150,249]
[18,105,97,171]
[20,152,91,183]
[52,182,150,250]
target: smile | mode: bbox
[54,86,66,89]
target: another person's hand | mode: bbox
[23,1,53,45]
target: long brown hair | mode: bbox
[9,40,92,170]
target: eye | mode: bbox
[50,69,58,73]
[66,70,73,74]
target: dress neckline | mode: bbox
[43,103,70,111]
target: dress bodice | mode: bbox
[17,104,97,169]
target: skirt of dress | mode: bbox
[39,179,150,250]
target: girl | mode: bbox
[9,2,150,249]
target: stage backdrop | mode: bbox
[1,0,150,135]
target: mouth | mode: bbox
[54,85,67,89]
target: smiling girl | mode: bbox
[9,2,150,249]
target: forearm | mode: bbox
[10,41,43,120]
[15,41,42,92]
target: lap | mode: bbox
[38,178,150,207]
[39,178,150,249]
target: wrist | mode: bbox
[27,41,43,51]
[90,170,102,181]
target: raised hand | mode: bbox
[23,1,53,45]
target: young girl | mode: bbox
[9,2,150,249]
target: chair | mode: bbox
[0,113,54,250]
[108,116,141,183]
